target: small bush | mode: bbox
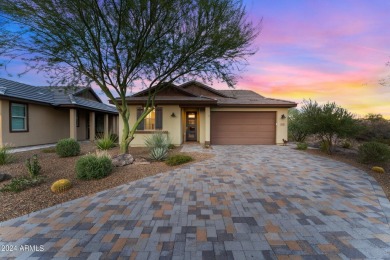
[358,141,390,164]
[76,154,112,180]
[96,136,116,150]
[0,176,45,193]
[166,154,193,166]
[150,147,168,161]
[296,142,308,150]
[341,140,352,149]
[168,144,176,150]
[56,138,80,157]
[0,145,13,165]
[320,140,331,153]
[51,179,72,193]
[372,166,385,174]
[26,154,41,178]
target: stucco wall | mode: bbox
[1,100,69,147]
[211,107,289,144]
[121,105,182,147]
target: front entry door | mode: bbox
[186,112,197,141]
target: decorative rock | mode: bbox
[133,158,151,165]
[0,173,12,182]
[112,154,134,167]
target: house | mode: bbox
[0,78,118,147]
[118,81,297,146]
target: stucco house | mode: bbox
[0,78,118,147]
[118,81,297,147]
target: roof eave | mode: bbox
[58,104,118,114]
[216,103,297,108]
[0,95,53,106]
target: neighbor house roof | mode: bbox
[121,81,297,108]
[0,78,117,114]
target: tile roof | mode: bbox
[0,78,117,114]
[124,81,297,107]
[216,90,296,107]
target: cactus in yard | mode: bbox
[51,179,72,193]
[372,166,385,174]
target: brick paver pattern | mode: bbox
[1,145,390,259]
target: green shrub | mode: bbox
[76,154,112,180]
[150,147,168,161]
[320,140,330,153]
[96,136,116,150]
[341,140,352,149]
[56,138,80,157]
[296,142,308,150]
[0,176,45,193]
[168,144,176,149]
[358,142,390,164]
[26,154,41,178]
[0,145,14,165]
[166,154,193,166]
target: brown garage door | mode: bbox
[211,111,276,145]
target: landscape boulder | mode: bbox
[133,157,150,165]
[0,173,12,182]
[112,154,134,167]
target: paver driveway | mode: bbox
[1,145,390,259]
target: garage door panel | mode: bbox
[211,137,275,145]
[213,125,274,132]
[211,111,276,145]
[213,131,275,138]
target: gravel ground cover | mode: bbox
[0,142,213,222]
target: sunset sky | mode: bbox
[2,0,390,118]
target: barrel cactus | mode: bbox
[372,166,385,174]
[51,179,72,193]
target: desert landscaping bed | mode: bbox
[0,142,213,222]
[304,148,390,201]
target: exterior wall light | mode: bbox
[171,112,176,118]
[281,114,286,119]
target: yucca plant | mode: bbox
[96,136,116,150]
[145,132,171,161]
[144,132,171,149]
[150,147,168,161]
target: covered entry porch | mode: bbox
[68,108,118,141]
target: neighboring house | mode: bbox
[118,81,297,146]
[0,78,118,147]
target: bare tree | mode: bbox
[0,0,259,153]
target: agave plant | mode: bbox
[150,147,168,161]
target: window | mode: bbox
[137,107,163,130]
[10,102,28,132]
[144,110,156,130]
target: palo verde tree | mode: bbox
[0,0,259,153]
[300,100,360,154]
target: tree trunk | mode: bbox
[119,109,131,154]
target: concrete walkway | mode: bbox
[1,145,390,259]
